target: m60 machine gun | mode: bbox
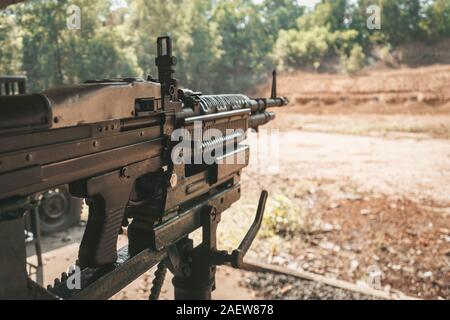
[0,36,288,300]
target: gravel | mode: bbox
[243,273,384,300]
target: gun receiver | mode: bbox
[0,36,288,299]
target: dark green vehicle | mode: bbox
[0,76,83,233]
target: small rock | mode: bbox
[350,260,359,271]
[391,264,402,271]
[343,243,353,251]
[360,208,371,215]
[356,280,368,288]
[306,253,315,260]
[418,271,433,279]
[62,236,72,242]
[321,223,334,232]
[319,241,335,251]
[287,261,298,270]
[345,194,363,201]
[402,266,414,274]
[279,284,293,295]
[272,256,287,265]
[328,203,340,210]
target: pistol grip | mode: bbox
[74,170,135,268]
[79,196,127,267]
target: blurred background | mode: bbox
[1,0,449,93]
[1,0,449,300]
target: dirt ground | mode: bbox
[235,65,449,299]
[231,129,449,299]
[28,65,449,300]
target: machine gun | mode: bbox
[0,36,288,300]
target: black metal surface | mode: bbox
[0,123,92,154]
[232,190,268,268]
[0,94,51,134]
[0,75,26,95]
[271,70,277,99]
[198,94,250,114]
[173,207,218,300]
[30,205,44,285]
[0,120,162,172]
[249,112,276,129]
[156,36,178,104]
[48,246,167,300]
[183,108,251,125]
[74,159,163,267]
[0,216,28,299]
[149,261,167,300]
[212,190,268,269]
[0,140,164,200]
[42,81,161,129]
[151,184,241,251]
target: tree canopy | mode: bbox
[0,0,448,92]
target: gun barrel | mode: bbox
[249,111,275,129]
[246,97,289,113]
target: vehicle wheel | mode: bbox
[39,186,83,234]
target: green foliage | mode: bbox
[0,10,21,74]
[174,0,224,92]
[320,0,348,31]
[126,0,183,79]
[261,195,300,239]
[273,17,360,72]
[208,0,275,92]
[0,0,448,92]
[273,0,449,72]
[274,26,331,70]
[127,0,225,92]
[297,2,334,30]
[273,1,360,71]
[340,44,366,73]
[10,0,141,92]
[421,0,450,38]
[379,0,423,45]
[124,0,304,93]
[261,0,305,36]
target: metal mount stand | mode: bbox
[168,191,268,299]
[26,199,44,286]
[0,189,268,300]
